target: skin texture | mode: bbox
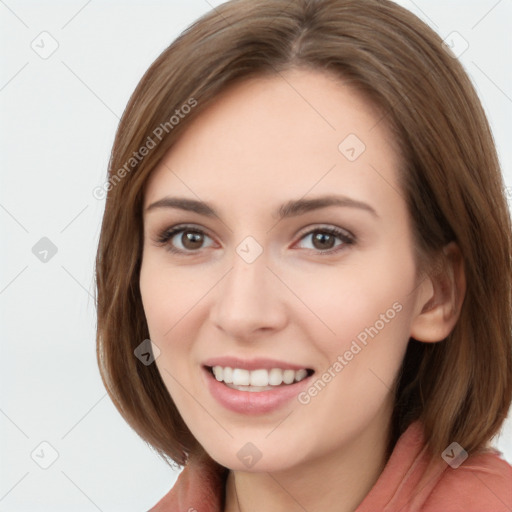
[139,68,465,512]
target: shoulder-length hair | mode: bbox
[95,0,512,466]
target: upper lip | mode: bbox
[202,356,313,372]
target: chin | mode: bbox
[201,438,306,474]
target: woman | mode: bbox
[95,0,512,510]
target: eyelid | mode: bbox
[295,224,355,243]
[153,223,356,256]
[153,223,216,251]
[292,224,355,255]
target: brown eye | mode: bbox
[311,231,337,250]
[180,230,205,250]
[156,225,215,254]
[296,226,355,254]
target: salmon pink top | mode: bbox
[149,420,512,511]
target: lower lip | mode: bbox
[202,366,313,415]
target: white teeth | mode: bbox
[232,368,250,386]
[250,369,269,387]
[213,366,223,381]
[295,369,308,382]
[283,369,295,384]
[268,368,283,386]
[225,383,274,392]
[223,366,233,384]
[210,366,311,387]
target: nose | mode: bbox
[209,250,288,341]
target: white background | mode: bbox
[1,1,511,510]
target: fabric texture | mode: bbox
[148,420,512,511]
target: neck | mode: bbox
[224,410,392,512]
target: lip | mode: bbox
[202,365,314,415]
[202,356,312,371]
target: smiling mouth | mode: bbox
[206,365,315,392]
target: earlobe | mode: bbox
[410,242,466,343]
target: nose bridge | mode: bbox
[211,243,286,337]
[222,247,272,312]
[228,255,264,301]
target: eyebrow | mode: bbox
[145,194,379,219]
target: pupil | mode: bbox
[313,232,334,250]
[183,231,203,249]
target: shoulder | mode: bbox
[148,452,228,512]
[424,449,512,512]
[356,421,512,512]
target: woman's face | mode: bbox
[140,68,429,472]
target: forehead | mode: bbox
[143,68,402,214]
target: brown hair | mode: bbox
[95,0,512,466]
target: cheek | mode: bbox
[139,261,200,419]
[292,250,416,426]
[139,257,213,391]
[139,256,205,340]
[289,247,415,351]
[139,258,188,378]
[290,246,416,412]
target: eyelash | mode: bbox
[154,224,356,256]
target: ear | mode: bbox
[410,241,466,343]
